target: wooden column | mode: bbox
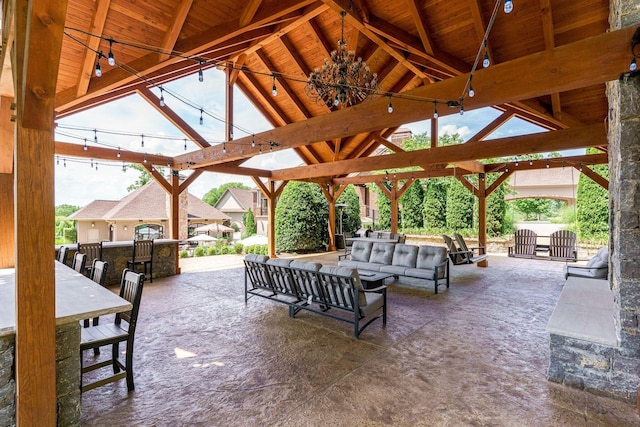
[13,0,68,423]
[390,183,399,233]
[170,172,180,274]
[267,180,277,257]
[225,67,233,141]
[328,196,336,251]
[0,97,14,268]
[477,174,488,267]
[15,124,57,425]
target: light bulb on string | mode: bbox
[143,154,147,163]
[117,147,121,158]
[90,159,94,168]
[56,156,59,166]
[387,94,393,113]
[259,145,263,155]
[433,102,438,119]
[529,159,533,166]
[141,135,144,148]
[459,103,464,115]
[631,58,637,71]
[122,162,126,172]
[223,143,226,154]
[94,129,98,144]
[198,60,204,82]
[504,0,513,13]
[159,87,165,107]
[95,162,99,171]
[469,85,475,97]
[107,39,115,66]
[482,52,490,68]
[271,75,277,96]
[63,159,66,168]
[83,138,88,151]
[251,136,255,148]
[546,161,550,168]
[184,139,187,150]
[95,52,102,77]
[199,109,204,125]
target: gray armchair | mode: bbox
[564,247,609,280]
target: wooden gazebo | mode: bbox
[0,0,633,422]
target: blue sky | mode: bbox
[55,68,578,207]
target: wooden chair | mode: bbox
[453,233,487,263]
[508,229,537,258]
[78,242,103,276]
[83,260,109,328]
[442,235,470,265]
[549,230,578,262]
[71,252,87,273]
[80,269,145,393]
[57,246,68,266]
[127,240,154,283]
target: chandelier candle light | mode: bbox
[305,10,377,108]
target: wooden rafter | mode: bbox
[136,87,211,148]
[75,0,111,97]
[240,0,264,27]
[239,67,291,125]
[158,0,194,62]
[405,0,434,55]
[54,141,174,166]
[539,0,562,116]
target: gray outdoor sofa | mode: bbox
[243,255,387,339]
[338,241,450,293]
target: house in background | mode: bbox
[214,188,268,236]
[69,180,229,242]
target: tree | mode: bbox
[375,183,391,230]
[55,204,80,217]
[400,180,424,229]
[244,208,256,237]
[485,173,509,236]
[423,178,448,229]
[127,164,154,192]
[576,149,609,239]
[202,182,251,206]
[446,178,474,230]
[512,198,552,220]
[275,182,328,252]
[336,185,361,234]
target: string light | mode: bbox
[199,109,204,125]
[223,142,226,154]
[184,139,187,150]
[579,164,583,172]
[514,157,519,167]
[94,129,98,144]
[251,136,255,148]
[529,159,533,166]
[63,159,66,167]
[90,159,94,168]
[56,156,59,165]
[546,161,550,168]
[198,60,204,82]
[141,135,144,148]
[143,154,147,163]
[504,0,513,14]
[387,94,393,113]
[483,51,490,68]
[433,102,438,119]
[271,75,277,96]
[83,138,88,151]
[94,52,102,77]
[159,87,165,107]
[117,147,121,157]
[459,103,464,115]
[107,39,115,66]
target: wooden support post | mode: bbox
[267,180,277,258]
[15,124,57,425]
[390,182,399,233]
[0,97,14,268]
[477,173,488,267]
[225,67,233,141]
[170,172,181,274]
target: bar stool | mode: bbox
[127,240,154,283]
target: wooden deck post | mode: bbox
[0,97,14,269]
[477,174,488,267]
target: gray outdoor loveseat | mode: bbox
[243,255,387,339]
[338,241,450,294]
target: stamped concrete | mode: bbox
[80,253,639,426]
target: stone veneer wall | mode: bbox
[0,323,81,427]
[62,240,178,286]
[548,0,640,404]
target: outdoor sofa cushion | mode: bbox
[369,242,395,265]
[564,247,609,279]
[404,246,448,280]
[319,265,368,308]
[350,240,374,262]
[380,244,418,276]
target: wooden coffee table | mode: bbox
[357,270,394,289]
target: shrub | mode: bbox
[234,243,243,254]
[207,246,218,256]
[179,250,189,258]
[275,182,328,252]
[220,246,230,255]
[260,244,268,255]
[194,246,205,257]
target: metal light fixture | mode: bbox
[305,10,377,108]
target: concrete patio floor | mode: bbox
[80,253,639,426]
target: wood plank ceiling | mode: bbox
[8,0,620,182]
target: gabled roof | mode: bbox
[214,188,255,212]
[68,200,119,220]
[69,181,229,221]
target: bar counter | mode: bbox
[0,261,132,426]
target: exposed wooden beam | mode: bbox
[239,66,292,125]
[539,0,562,117]
[468,0,493,65]
[178,169,204,193]
[576,165,609,190]
[0,97,13,173]
[466,108,516,144]
[199,164,273,177]
[240,0,264,27]
[307,19,333,58]
[136,87,211,148]
[269,124,607,181]
[174,27,632,169]
[55,141,174,165]
[75,0,111,97]
[158,0,194,62]
[405,0,434,55]
[56,0,316,110]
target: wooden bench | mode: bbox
[243,255,387,339]
[508,229,577,262]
